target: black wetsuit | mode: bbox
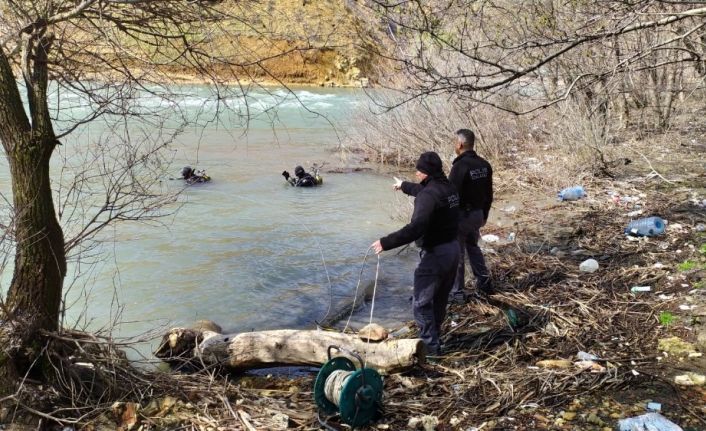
[287,172,318,187]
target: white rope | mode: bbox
[302,222,334,325]
[364,253,380,368]
[324,369,353,407]
[342,245,374,333]
[223,195,335,325]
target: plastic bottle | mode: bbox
[630,286,651,293]
[558,186,586,201]
[624,216,666,237]
[646,402,662,412]
[576,351,599,361]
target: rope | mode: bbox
[301,222,334,325]
[364,253,380,368]
[324,370,353,407]
[224,194,385,347]
[342,245,374,333]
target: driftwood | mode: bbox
[155,326,425,374]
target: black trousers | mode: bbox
[414,240,460,355]
[452,209,491,296]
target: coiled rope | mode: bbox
[323,369,354,406]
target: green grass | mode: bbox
[699,243,706,255]
[659,311,675,326]
[677,260,697,271]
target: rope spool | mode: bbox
[314,346,383,428]
[324,369,353,407]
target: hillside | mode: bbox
[178,0,374,87]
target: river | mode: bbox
[0,85,419,360]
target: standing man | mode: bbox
[449,129,494,302]
[371,152,460,355]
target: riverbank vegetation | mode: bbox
[1,1,705,430]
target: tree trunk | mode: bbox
[156,328,426,374]
[0,40,65,393]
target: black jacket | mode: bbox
[449,150,493,220]
[380,175,460,251]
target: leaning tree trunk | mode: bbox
[0,38,66,393]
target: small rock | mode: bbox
[159,396,178,412]
[674,372,706,386]
[658,336,697,356]
[271,413,289,430]
[536,359,573,369]
[533,413,549,423]
[696,329,706,353]
[579,258,599,273]
[541,322,565,337]
[358,323,388,342]
[587,413,604,426]
[610,412,622,419]
[667,223,684,232]
[408,415,439,431]
[562,411,577,421]
[420,415,438,431]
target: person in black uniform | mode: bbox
[371,152,460,355]
[448,129,494,301]
[282,165,318,187]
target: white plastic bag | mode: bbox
[618,413,683,431]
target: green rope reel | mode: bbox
[314,346,383,428]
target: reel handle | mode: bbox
[327,345,365,370]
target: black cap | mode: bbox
[294,166,305,177]
[415,152,443,175]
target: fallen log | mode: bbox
[155,326,425,374]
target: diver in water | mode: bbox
[282,165,322,187]
[180,166,211,184]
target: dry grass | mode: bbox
[346,91,706,207]
[4,144,703,430]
